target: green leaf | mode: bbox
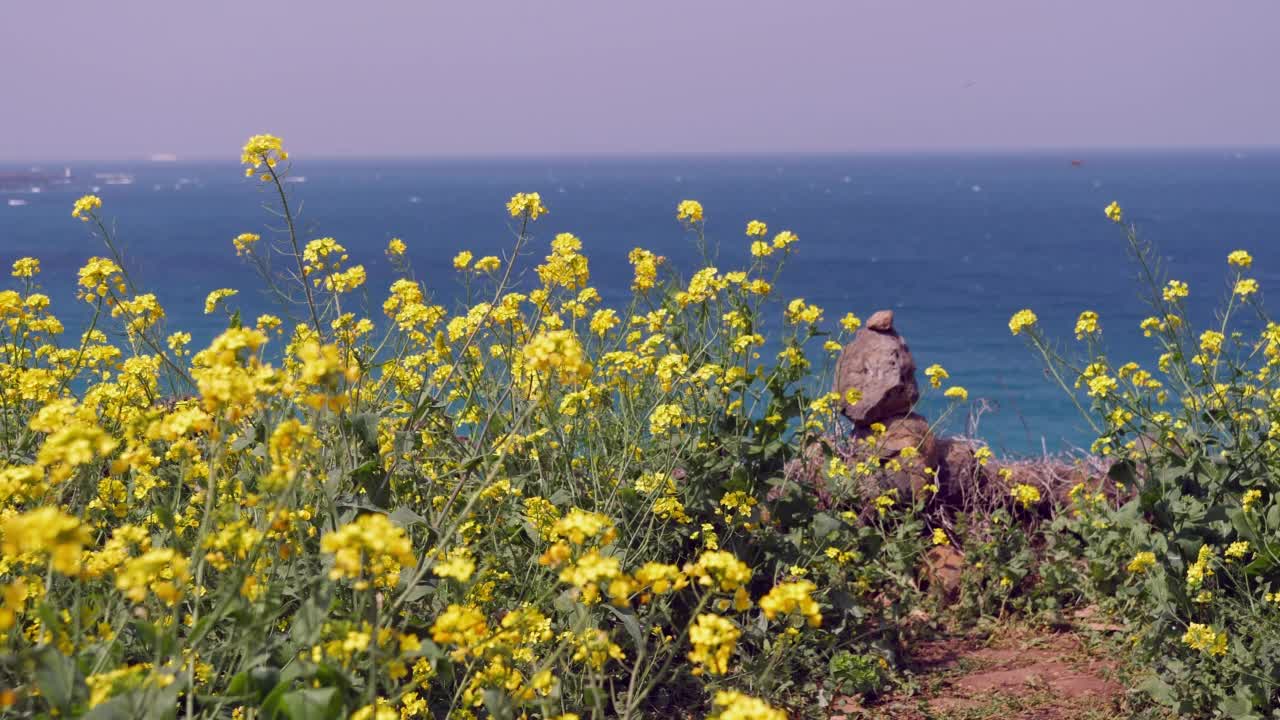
[482,688,515,720]
[1244,548,1277,575]
[349,412,381,454]
[389,506,428,527]
[1107,460,1137,486]
[82,696,136,720]
[249,666,282,699]
[605,605,643,648]
[1217,694,1258,719]
[350,460,389,508]
[1137,673,1176,707]
[290,595,328,649]
[230,431,258,453]
[812,512,842,540]
[30,644,84,712]
[279,687,343,720]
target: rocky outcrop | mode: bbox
[833,311,936,500]
[852,413,939,497]
[935,437,980,507]
[834,310,919,427]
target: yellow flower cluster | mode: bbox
[1126,551,1156,574]
[1104,200,1122,223]
[204,288,238,315]
[1074,310,1099,339]
[233,232,260,256]
[1181,623,1227,656]
[0,134,926,716]
[115,548,190,604]
[708,690,787,720]
[759,580,822,627]
[1227,249,1252,268]
[687,613,740,675]
[1186,545,1215,590]
[628,248,663,291]
[72,194,103,221]
[1162,280,1188,302]
[1,507,91,575]
[507,191,547,220]
[649,403,688,435]
[784,298,823,326]
[1010,483,1041,509]
[241,133,288,178]
[522,329,591,385]
[1242,489,1263,512]
[77,257,125,303]
[1008,308,1037,336]
[11,257,40,278]
[320,514,416,590]
[684,550,751,593]
[537,233,590,290]
[924,363,948,389]
[676,199,703,223]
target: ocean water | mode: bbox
[3,151,1280,454]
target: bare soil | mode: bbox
[830,617,1136,719]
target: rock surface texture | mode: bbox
[834,310,920,427]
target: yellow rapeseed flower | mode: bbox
[1126,551,1156,574]
[320,514,416,590]
[11,257,40,278]
[1199,330,1224,355]
[708,691,787,720]
[1162,280,1188,302]
[72,194,103,221]
[233,233,260,256]
[1008,309,1038,336]
[687,613,740,675]
[507,192,547,220]
[1010,483,1041,509]
[241,134,288,179]
[924,364,948,389]
[1181,623,1227,656]
[1104,201,1122,223]
[204,289,238,315]
[676,200,703,223]
[1242,489,1263,512]
[1074,310,1099,339]
[1,507,92,576]
[1225,541,1250,561]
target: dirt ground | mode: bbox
[829,614,1138,719]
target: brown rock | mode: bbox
[866,309,895,331]
[921,544,964,599]
[851,413,938,499]
[864,413,939,465]
[935,437,981,506]
[834,311,919,426]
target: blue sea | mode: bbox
[4,151,1280,454]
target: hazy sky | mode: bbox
[5,1,1279,161]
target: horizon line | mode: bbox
[5,143,1280,166]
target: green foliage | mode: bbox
[0,144,972,718]
[1019,210,1280,715]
